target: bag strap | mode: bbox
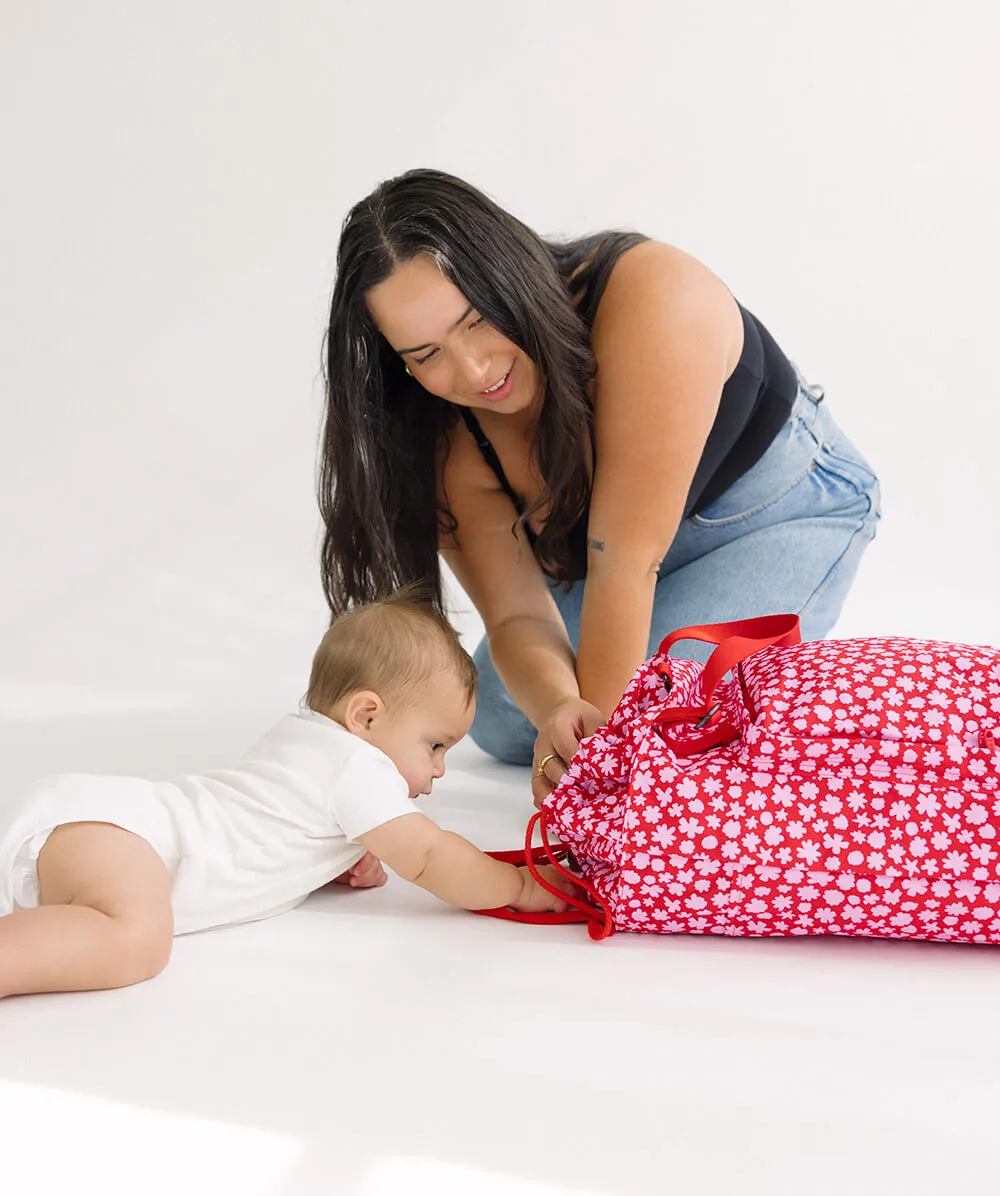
[658,613,802,711]
[474,812,615,940]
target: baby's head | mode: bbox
[305,587,477,798]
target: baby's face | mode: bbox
[366,675,475,799]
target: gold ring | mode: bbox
[533,753,559,780]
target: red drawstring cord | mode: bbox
[474,812,614,940]
[525,812,614,938]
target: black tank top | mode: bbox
[460,240,798,581]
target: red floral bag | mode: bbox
[484,615,1000,944]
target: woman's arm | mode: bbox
[439,422,582,728]
[577,241,745,716]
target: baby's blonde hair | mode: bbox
[305,584,477,715]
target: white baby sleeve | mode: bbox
[330,745,419,843]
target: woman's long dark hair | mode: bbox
[319,168,646,614]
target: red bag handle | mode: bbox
[474,812,614,940]
[658,613,801,710]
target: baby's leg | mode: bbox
[0,821,174,997]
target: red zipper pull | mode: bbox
[981,730,997,751]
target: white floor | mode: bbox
[3,706,1000,1196]
[3,5,1000,1190]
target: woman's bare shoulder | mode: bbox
[592,239,743,367]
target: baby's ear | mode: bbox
[342,690,385,736]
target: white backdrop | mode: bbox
[2,0,998,723]
[3,6,1000,1196]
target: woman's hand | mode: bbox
[530,697,606,808]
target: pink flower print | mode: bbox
[824,833,849,854]
[764,826,785,846]
[944,851,970,875]
[970,843,997,865]
[821,794,844,816]
[641,805,664,825]
[773,784,795,807]
[702,777,723,795]
[916,793,941,817]
[776,847,793,865]
[890,800,912,821]
[954,879,980,900]
[931,831,952,851]
[902,877,929,896]
[786,820,806,839]
[965,803,989,826]
[651,825,677,849]
[632,767,655,794]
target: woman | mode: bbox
[320,169,881,804]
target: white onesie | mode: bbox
[0,709,419,934]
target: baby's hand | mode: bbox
[510,864,578,913]
[333,852,387,889]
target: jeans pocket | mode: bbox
[811,438,882,519]
[689,414,818,528]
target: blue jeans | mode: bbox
[469,381,882,764]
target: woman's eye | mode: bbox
[414,349,437,365]
[431,742,444,752]
[470,316,487,329]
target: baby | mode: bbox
[0,591,573,998]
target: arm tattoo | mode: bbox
[587,537,605,552]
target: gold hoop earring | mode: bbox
[405,365,413,376]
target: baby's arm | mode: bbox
[358,814,572,912]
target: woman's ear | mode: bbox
[342,690,385,736]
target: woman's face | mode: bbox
[365,254,541,416]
